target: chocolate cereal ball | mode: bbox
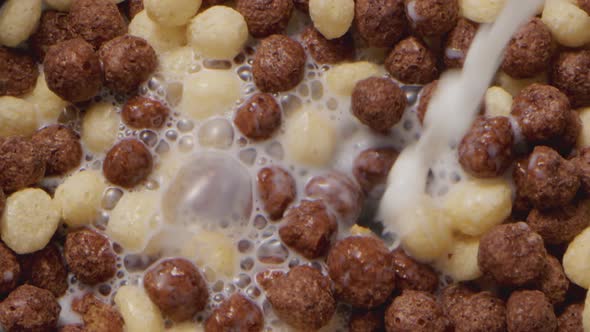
[351,77,407,132]
[64,229,117,285]
[440,283,475,318]
[0,285,61,332]
[451,291,507,332]
[478,222,547,286]
[236,0,293,38]
[0,47,39,97]
[266,265,336,330]
[144,258,209,322]
[61,325,85,332]
[355,0,406,47]
[391,248,438,293]
[550,109,581,156]
[406,0,459,37]
[103,139,153,188]
[385,36,439,85]
[327,236,396,308]
[458,116,514,178]
[536,255,569,305]
[551,50,590,108]
[305,172,364,224]
[31,125,83,176]
[99,35,157,94]
[574,147,590,194]
[205,294,263,332]
[69,0,127,49]
[44,38,103,103]
[252,35,306,93]
[301,26,355,64]
[21,243,68,297]
[385,290,448,332]
[257,166,296,220]
[526,200,590,245]
[0,241,20,295]
[416,80,437,123]
[122,96,170,129]
[0,136,46,193]
[279,200,337,259]
[349,309,385,332]
[502,18,553,79]
[234,93,282,140]
[72,293,124,332]
[444,18,477,68]
[557,303,584,332]
[513,156,533,214]
[353,147,398,195]
[127,0,144,19]
[30,11,75,60]
[506,290,557,332]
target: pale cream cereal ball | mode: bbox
[187,6,248,59]
[158,46,197,81]
[284,107,337,167]
[542,0,590,47]
[496,71,548,96]
[45,0,125,11]
[114,285,165,332]
[180,230,236,280]
[485,86,513,117]
[0,0,42,47]
[0,96,38,137]
[129,10,187,54]
[459,0,506,23]
[24,73,68,124]
[179,70,241,120]
[145,0,201,27]
[435,236,482,281]
[563,226,590,289]
[54,170,107,228]
[578,107,590,148]
[81,102,120,153]
[326,61,382,96]
[309,0,354,39]
[0,188,60,254]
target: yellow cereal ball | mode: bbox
[459,0,506,23]
[284,107,337,167]
[0,188,60,254]
[0,0,42,47]
[0,96,38,137]
[496,71,548,97]
[179,70,241,120]
[144,0,201,27]
[435,236,482,281]
[326,61,382,96]
[579,107,590,148]
[542,0,590,47]
[25,73,68,123]
[180,230,236,279]
[114,285,165,332]
[187,6,248,59]
[129,10,187,54]
[81,102,120,153]
[564,227,590,289]
[54,170,107,228]
[158,46,197,81]
[309,0,355,39]
[484,86,513,117]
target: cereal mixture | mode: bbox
[1,0,590,331]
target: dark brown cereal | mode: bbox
[252,35,306,93]
[0,188,5,218]
[305,172,364,224]
[236,0,293,38]
[0,285,61,332]
[122,96,170,130]
[0,47,39,97]
[406,0,459,37]
[72,293,124,332]
[478,222,548,286]
[69,0,127,49]
[526,200,590,245]
[327,236,396,308]
[444,18,477,68]
[551,50,590,108]
[557,303,584,332]
[349,309,384,332]
[385,290,448,332]
[234,93,282,140]
[202,0,227,7]
[31,125,83,176]
[204,294,264,332]
[355,0,407,47]
[44,38,103,103]
[255,269,284,290]
[536,255,569,305]
[279,200,337,259]
[99,35,157,94]
[0,241,20,295]
[513,156,532,213]
[103,139,153,188]
[257,166,296,220]
[573,146,590,194]
[458,116,514,178]
[550,110,581,156]
[351,77,407,132]
[127,0,144,19]
[266,265,336,330]
[30,11,75,60]
[439,283,475,318]
[293,0,308,12]
[353,147,398,195]
[416,80,437,123]
[60,325,85,332]
[501,18,553,79]
[451,291,507,332]
[385,36,439,85]
[64,229,117,285]
[21,243,68,297]
[144,258,209,322]
[391,248,438,293]
[506,290,557,332]
[0,136,46,193]
[301,26,355,64]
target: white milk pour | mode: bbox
[379,0,544,237]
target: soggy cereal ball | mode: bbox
[252,34,306,93]
[0,137,45,193]
[99,35,157,94]
[72,293,124,332]
[128,10,187,54]
[144,258,209,322]
[354,0,406,47]
[478,222,547,286]
[43,38,102,103]
[115,285,165,332]
[266,265,336,330]
[327,236,396,308]
[444,18,477,68]
[122,96,170,129]
[309,0,354,39]
[69,0,127,49]
[284,107,337,167]
[557,303,583,332]
[257,166,296,220]
[31,125,82,176]
[351,77,407,132]
[82,102,120,153]
[234,93,282,141]
[536,255,569,305]
[0,47,39,97]
[21,243,68,297]
[204,294,263,332]
[353,147,398,195]
[103,139,153,188]
[237,0,293,38]
[385,36,438,85]
[522,146,580,209]
[64,228,116,285]
[279,200,337,259]
[526,200,590,245]
[406,0,459,37]
[29,11,75,60]
[0,241,20,295]
[385,290,448,332]
[458,116,514,178]
[0,285,60,332]
[301,26,355,64]
[451,291,507,332]
[391,248,438,293]
[551,50,590,108]
[0,0,42,47]
[326,61,382,96]
[144,0,201,27]
[349,309,384,332]
[305,172,364,224]
[416,80,436,123]
[507,290,557,332]
[501,18,553,79]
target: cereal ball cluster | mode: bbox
[351,77,407,132]
[0,47,39,97]
[386,36,439,85]
[253,35,306,93]
[257,166,296,220]
[64,229,116,285]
